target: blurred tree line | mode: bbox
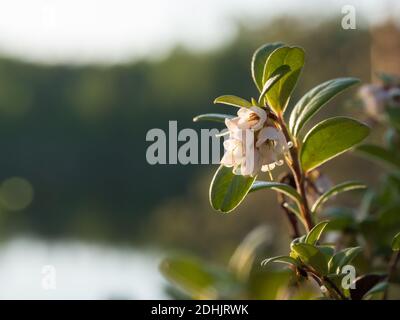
[0,17,374,256]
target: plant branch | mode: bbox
[278,173,300,239]
[383,250,400,300]
[322,276,347,300]
[306,267,346,300]
[275,112,314,232]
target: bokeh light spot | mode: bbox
[0,177,34,211]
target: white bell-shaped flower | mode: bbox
[236,106,267,131]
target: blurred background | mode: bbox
[0,0,399,299]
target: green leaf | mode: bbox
[263,46,305,113]
[193,113,234,123]
[363,282,388,299]
[356,144,400,171]
[214,95,252,108]
[209,165,256,213]
[283,202,305,225]
[229,226,269,281]
[305,220,329,245]
[250,181,302,206]
[328,247,362,274]
[258,64,291,104]
[291,235,307,247]
[312,181,367,213]
[291,243,328,275]
[160,256,227,299]
[350,274,387,300]
[251,181,310,229]
[392,232,400,251]
[247,269,292,300]
[289,78,359,137]
[300,117,370,172]
[251,42,284,92]
[261,255,300,268]
[318,245,335,259]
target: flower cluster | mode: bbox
[221,106,291,176]
[358,81,400,121]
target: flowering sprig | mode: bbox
[194,43,369,234]
[161,43,385,300]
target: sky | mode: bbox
[0,0,398,64]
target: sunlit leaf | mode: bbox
[300,117,370,172]
[209,165,256,213]
[214,95,252,108]
[261,255,300,268]
[247,269,292,300]
[291,243,328,275]
[392,232,400,251]
[289,78,359,137]
[160,256,230,299]
[229,226,269,281]
[311,181,367,213]
[251,42,284,92]
[263,46,305,113]
[193,113,234,123]
[250,181,302,207]
[258,64,291,104]
[291,235,307,247]
[328,247,362,274]
[318,245,335,259]
[305,221,329,245]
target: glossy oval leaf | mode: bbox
[291,243,328,275]
[214,95,252,108]
[258,64,291,104]
[289,78,359,137]
[305,220,329,245]
[160,256,222,299]
[312,181,367,213]
[261,255,300,268]
[193,113,234,123]
[356,144,400,171]
[363,282,388,299]
[392,232,400,251]
[300,117,370,172]
[350,274,387,300]
[328,246,362,274]
[210,165,256,213]
[251,42,284,92]
[263,46,305,113]
[250,181,302,206]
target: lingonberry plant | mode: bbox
[161,44,400,299]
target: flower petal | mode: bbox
[256,127,280,147]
